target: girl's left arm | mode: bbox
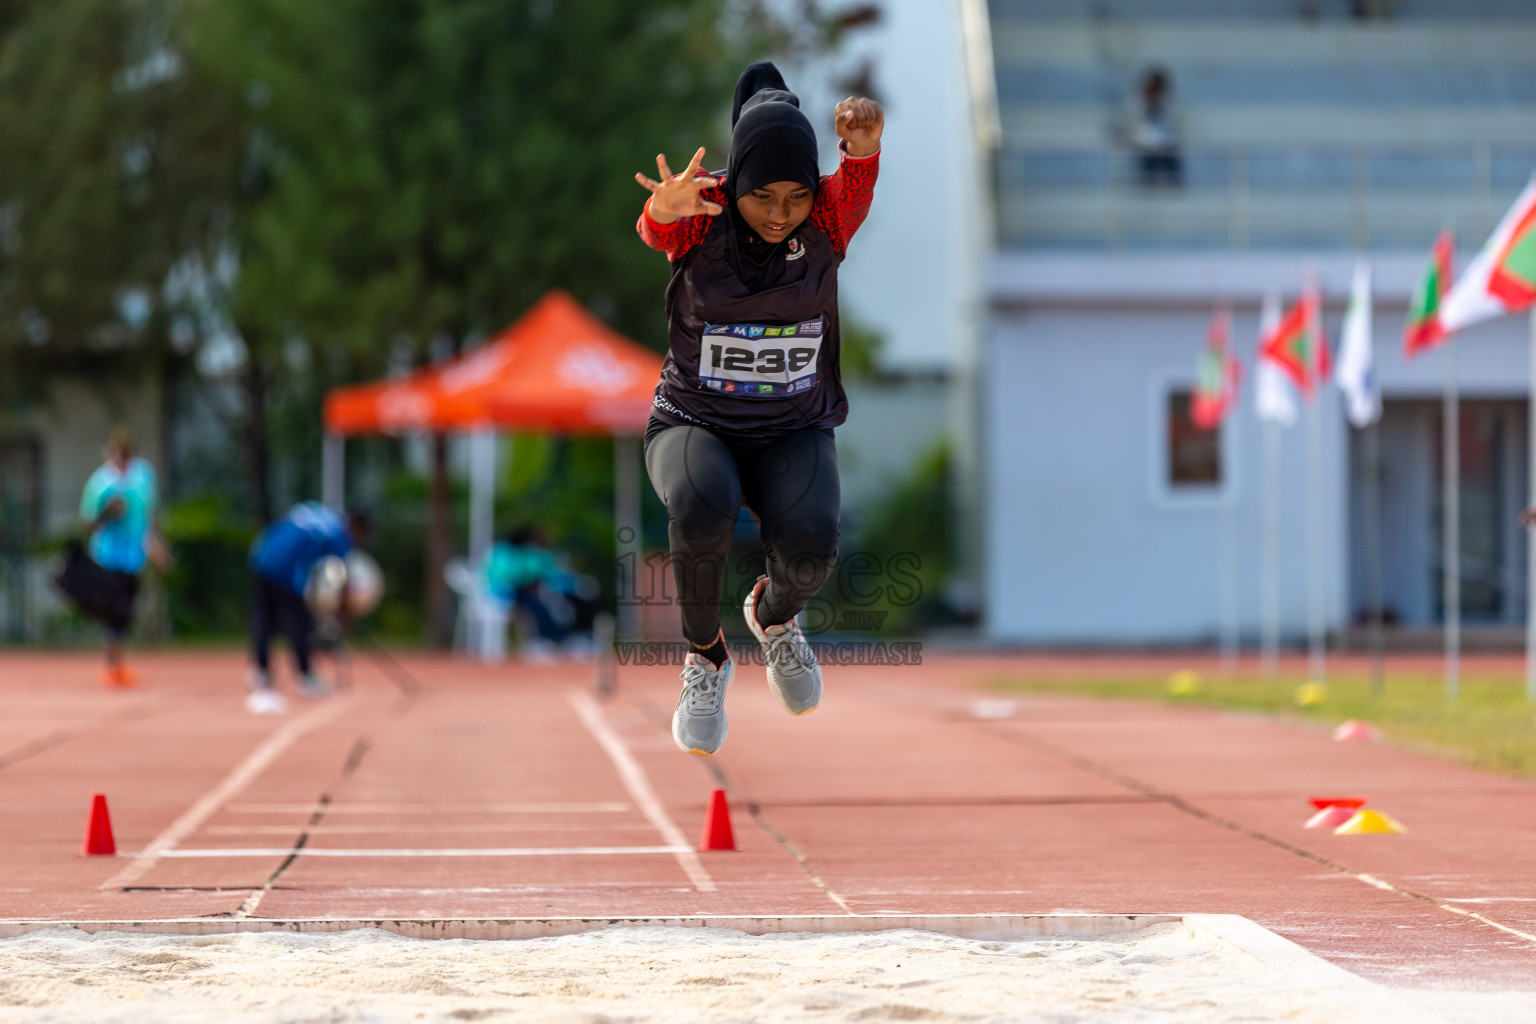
[812,97,883,255]
[811,143,880,255]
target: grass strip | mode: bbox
[994,672,1536,779]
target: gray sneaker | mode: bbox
[671,653,733,756]
[744,576,822,715]
[296,673,333,699]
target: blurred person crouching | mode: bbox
[483,527,599,661]
[246,503,378,714]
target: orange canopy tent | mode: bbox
[319,291,661,643]
[323,290,662,436]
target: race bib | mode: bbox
[698,317,824,398]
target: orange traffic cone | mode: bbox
[81,793,116,856]
[698,787,737,851]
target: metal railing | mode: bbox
[996,142,1536,249]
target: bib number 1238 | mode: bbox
[698,316,824,398]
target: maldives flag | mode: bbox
[1191,306,1241,430]
[1260,285,1331,397]
[1404,230,1453,357]
[1441,177,1536,332]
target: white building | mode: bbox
[786,0,990,546]
[980,0,1536,644]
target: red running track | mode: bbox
[1,649,1533,990]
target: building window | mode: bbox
[1167,390,1220,487]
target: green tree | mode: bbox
[1,0,278,523]
[4,0,882,643]
[188,0,864,643]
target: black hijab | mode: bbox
[725,62,819,287]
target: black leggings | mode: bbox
[644,420,840,646]
[251,576,315,676]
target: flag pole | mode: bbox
[1304,269,1326,685]
[1445,338,1461,699]
[1527,305,1536,704]
[1364,417,1385,698]
[1305,382,1326,684]
[1261,419,1281,679]
[1219,486,1239,676]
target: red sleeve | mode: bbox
[636,178,728,262]
[810,142,880,255]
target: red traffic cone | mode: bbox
[81,793,116,856]
[698,787,736,851]
[1332,719,1380,742]
[1305,796,1366,829]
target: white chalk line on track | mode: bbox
[204,823,658,835]
[145,846,693,859]
[988,722,1536,949]
[567,691,716,893]
[100,699,353,890]
[224,802,633,814]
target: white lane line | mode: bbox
[100,699,352,890]
[567,692,716,893]
[154,846,691,858]
[224,802,633,814]
[204,823,658,835]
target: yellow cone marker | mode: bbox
[1294,681,1327,707]
[1167,670,1202,696]
[1334,809,1406,835]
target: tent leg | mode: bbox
[469,427,496,570]
[614,434,643,642]
[323,433,345,512]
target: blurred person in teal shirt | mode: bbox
[73,427,170,688]
[483,527,598,660]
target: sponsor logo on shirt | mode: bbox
[765,328,782,337]
[748,325,766,338]
[732,326,749,337]
[706,379,722,390]
[757,384,774,394]
[724,382,737,392]
[783,326,797,336]
[786,237,805,261]
[706,325,730,335]
[652,392,709,426]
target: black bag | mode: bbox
[54,540,138,628]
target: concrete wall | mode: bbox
[838,376,951,532]
[1,371,164,639]
[983,251,1535,644]
[986,304,1344,643]
[16,374,166,534]
[792,0,987,374]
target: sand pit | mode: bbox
[0,922,1526,1023]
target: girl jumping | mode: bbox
[634,62,883,754]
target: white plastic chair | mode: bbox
[444,557,512,663]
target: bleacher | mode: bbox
[988,1,1536,248]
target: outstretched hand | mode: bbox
[635,147,723,225]
[835,97,884,157]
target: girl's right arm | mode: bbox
[635,147,725,262]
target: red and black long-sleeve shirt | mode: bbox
[637,144,879,437]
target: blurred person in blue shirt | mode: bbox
[246,502,365,714]
[69,427,170,688]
